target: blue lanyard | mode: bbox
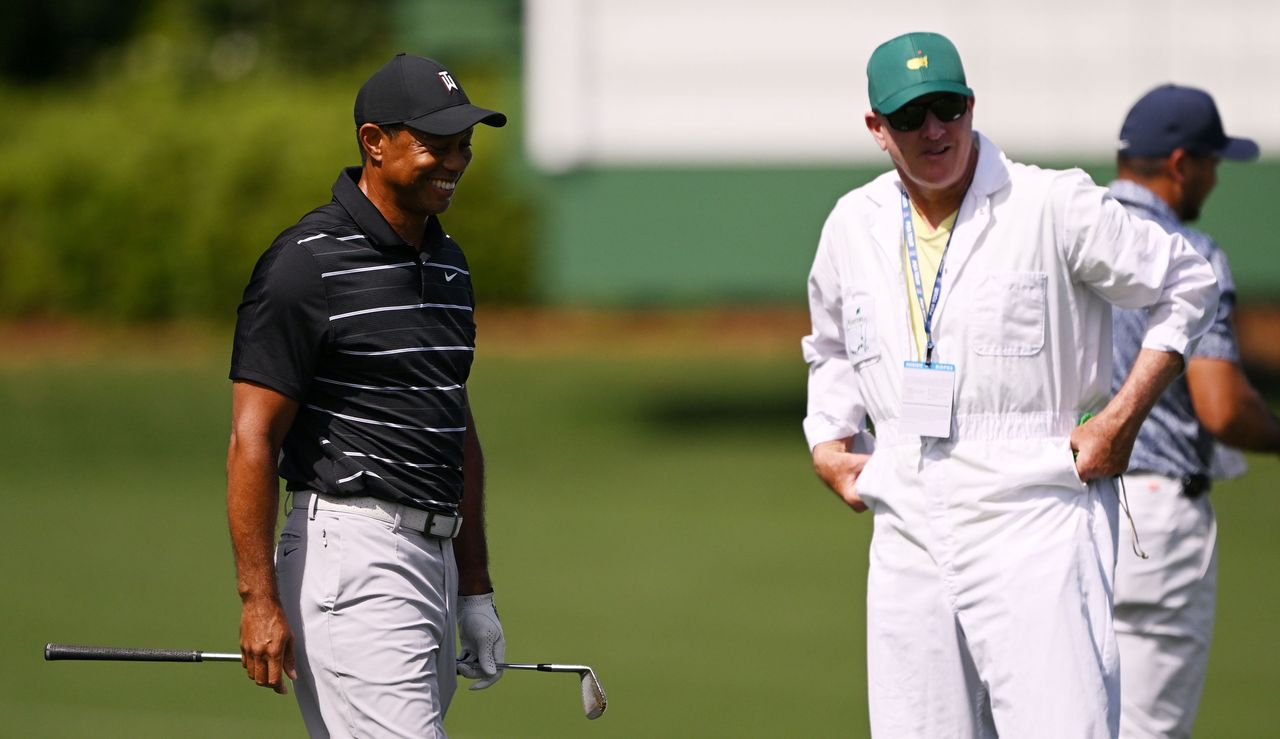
[901,190,953,365]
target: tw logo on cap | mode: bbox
[907,54,928,71]
[438,70,458,92]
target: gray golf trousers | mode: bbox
[277,494,458,738]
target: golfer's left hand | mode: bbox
[457,592,505,690]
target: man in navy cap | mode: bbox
[227,53,509,737]
[1110,84,1280,738]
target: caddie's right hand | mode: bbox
[1070,410,1137,481]
[812,439,872,512]
[239,596,296,695]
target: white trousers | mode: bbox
[1114,473,1217,739]
[277,498,458,738]
[860,438,1121,739]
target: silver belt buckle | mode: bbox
[423,511,464,539]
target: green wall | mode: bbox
[538,160,1280,305]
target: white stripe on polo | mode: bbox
[423,262,470,274]
[336,469,382,484]
[337,346,474,357]
[306,404,466,432]
[322,261,416,278]
[329,303,473,321]
[314,377,463,392]
[343,452,459,470]
[336,234,368,241]
[320,439,462,470]
[297,233,328,244]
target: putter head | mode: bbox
[578,667,607,720]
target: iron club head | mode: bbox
[496,662,608,719]
[576,666,607,720]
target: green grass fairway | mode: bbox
[3,330,1277,737]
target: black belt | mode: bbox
[1180,474,1211,499]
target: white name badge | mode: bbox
[901,361,956,438]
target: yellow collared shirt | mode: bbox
[903,204,958,361]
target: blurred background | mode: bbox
[2,1,1277,737]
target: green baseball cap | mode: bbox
[867,32,973,114]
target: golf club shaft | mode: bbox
[47,646,605,718]
[44,643,241,662]
[497,662,583,672]
[45,646,576,669]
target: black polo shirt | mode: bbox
[230,167,476,514]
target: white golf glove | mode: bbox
[457,592,505,690]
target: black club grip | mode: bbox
[44,644,204,662]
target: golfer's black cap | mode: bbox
[1118,84,1258,161]
[355,53,507,136]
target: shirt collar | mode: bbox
[1107,179,1179,224]
[957,131,1010,204]
[331,166,446,252]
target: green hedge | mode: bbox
[0,67,535,320]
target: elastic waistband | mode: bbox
[874,411,1079,445]
[294,492,462,539]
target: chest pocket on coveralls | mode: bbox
[969,272,1047,356]
[842,291,880,368]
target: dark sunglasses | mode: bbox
[882,94,968,132]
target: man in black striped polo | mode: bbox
[226,53,508,737]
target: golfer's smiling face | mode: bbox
[380,126,474,216]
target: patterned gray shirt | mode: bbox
[1109,179,1239,479]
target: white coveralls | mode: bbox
[803,133,1218,739]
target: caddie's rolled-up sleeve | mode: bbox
[1056,171,1219,356]
[802,217,868,450]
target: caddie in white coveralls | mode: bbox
[803,32,1219,738]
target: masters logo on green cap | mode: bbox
[867,32,973,115]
